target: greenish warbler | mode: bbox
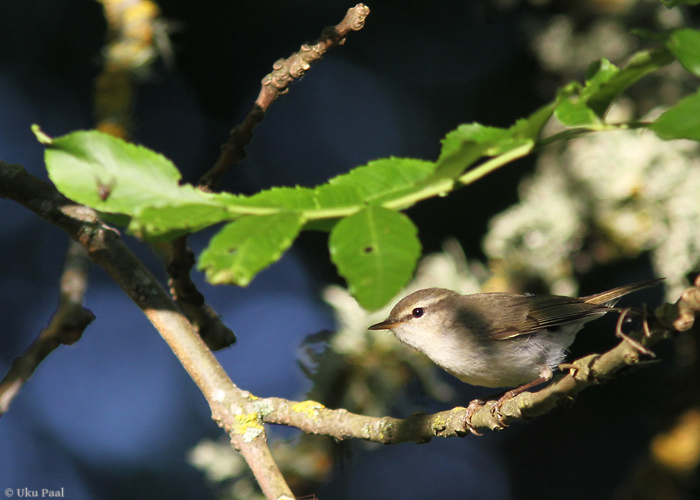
[369,279,662,428]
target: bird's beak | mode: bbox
[368,319,402,330]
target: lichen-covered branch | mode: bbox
[197,3,370,191]
[0,240,94,416]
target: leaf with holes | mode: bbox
[329,206,421,310]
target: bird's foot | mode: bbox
[491,391,516,429]
[464,399,485,436]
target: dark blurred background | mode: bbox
[0,1,695,499]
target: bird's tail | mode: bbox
[581,278,664,306]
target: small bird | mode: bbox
[369,279,662,396]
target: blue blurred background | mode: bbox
[0,1,683,499]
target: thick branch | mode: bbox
[0,161,293,500]
[0,240,94,416]
[197,4,370,191]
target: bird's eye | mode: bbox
[412,307,424,318]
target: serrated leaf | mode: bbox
[650,89,700,141]
[325,158,436,200]
[37,128,219,216]
[329,206,420,310]
[666,29,700,76]
[198,213,304,286]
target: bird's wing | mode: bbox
[487,294,608,340]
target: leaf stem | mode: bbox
[457,142,534,186]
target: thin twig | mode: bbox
[197,3,370,191]
[0,240,94,416]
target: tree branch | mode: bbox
[166,236,236,350]
[197,3,370,191]
[0,161,294,500]
[0,240,94,416]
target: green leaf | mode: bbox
[582,59,620,95]
[128,203,236,240]
[584,50,674,117]
[325,157,436,202]
[433,124,517,181]
[666,29,700,76]
[198,213,304,286]
[329,206,420,310]
[236,186,319,211]
[36,128,220,217]
[555,97,602,128]
[232,159,436,215]
[650,89,700,141]
[318,157,437,210]
[509,101,557,141]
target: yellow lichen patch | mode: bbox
[292,400,326,420]
[651,407,700,474]
[234,413,264,443]
[432,413,449,430]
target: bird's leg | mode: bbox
[464,399,485,435]
[464,373,552,433]
[492,371,553,426]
